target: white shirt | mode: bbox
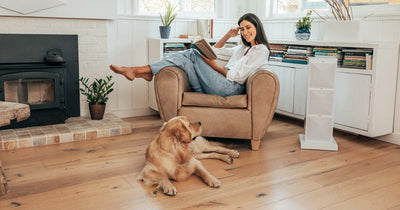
[212,44,269,84]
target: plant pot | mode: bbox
[159,26,171,39]
[89,103,106,120]
[295,27,311,41]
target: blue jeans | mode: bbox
[149,49,244,97]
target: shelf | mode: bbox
[337,68,372,75]
[269,40,379,49]
[268,61,308,69]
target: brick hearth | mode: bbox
[0,113,132,150]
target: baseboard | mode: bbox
[377,133,400,145]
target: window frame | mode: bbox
[131,0,217,18]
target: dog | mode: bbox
[137,116,239,196]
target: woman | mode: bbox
[110,13,270,97]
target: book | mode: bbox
[191,38,217,60]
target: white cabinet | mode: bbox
[293,67,308,116]
[334,72,371,131]
[268,62,308,118]
[268,64,295,113]
[268,40,399,138]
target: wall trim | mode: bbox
[377,133,400,145]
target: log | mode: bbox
[0,161,10,195]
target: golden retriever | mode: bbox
[137,116,239,196]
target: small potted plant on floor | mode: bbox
[295,11,312,41]
[79,75,114,120]
[159,2,180,39]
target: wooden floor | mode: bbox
[1,115,400,210]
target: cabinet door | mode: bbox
[293,67,308,116]
[269,65,295,113]
[334,73,371,130]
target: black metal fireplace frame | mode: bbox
[0,34,80,129]
[0,63,65,110]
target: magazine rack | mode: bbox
[299,57,338,151]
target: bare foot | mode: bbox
[109,65,136,81]
[136,72,153,81]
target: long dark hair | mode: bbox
[237,13,270,51]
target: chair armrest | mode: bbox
[246,69,280,140]
[154,67,191,122]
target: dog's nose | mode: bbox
[198,121,201,126]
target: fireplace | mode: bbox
[0,34,80,129]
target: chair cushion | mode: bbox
[182,92,247,108]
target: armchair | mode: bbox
[154,67,279,150]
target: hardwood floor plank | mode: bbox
[322,181,400,210]
[261,160,400,209]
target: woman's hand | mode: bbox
[214,27,240,48]
[199,54,227,76]
[226,27,240,38]
[199,54,217,67]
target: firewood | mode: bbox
[0,161,10,195]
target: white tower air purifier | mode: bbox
[299,57,338,151]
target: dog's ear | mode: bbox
[174,120,192,143]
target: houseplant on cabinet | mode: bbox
[159,2,180,39]
[295,11,312,40]
[79,75,114,120]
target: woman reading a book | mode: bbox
[109,13,270,97]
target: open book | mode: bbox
[191,38,217,60]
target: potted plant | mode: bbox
[79,75,114,120]
[159,2,179,39]
[295,11,312,41]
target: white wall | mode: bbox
[0,0,116,19]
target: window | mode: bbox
[136,0,215,17]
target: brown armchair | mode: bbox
[154,67,279,150]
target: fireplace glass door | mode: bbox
[4,78,55,105]
[0,72,61,110]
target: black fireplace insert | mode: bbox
[0,34,80,129]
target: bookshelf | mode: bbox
[147,38,239,111]
[268,40,399,138]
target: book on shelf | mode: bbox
[191,38,217,60]
[313,47,338,53]
[270,44,286,50]
[282,59,308,65]
[341,48,373,70]
[287,48,313,54]
[164,43,187,53]
[366,53,373,70]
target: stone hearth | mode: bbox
[0,113,132,150]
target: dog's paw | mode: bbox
[160,183,177,196]
[206,176,221,188]
[221,155,233,164]
[229,150,240,158]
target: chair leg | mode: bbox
[251,139,260,151]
